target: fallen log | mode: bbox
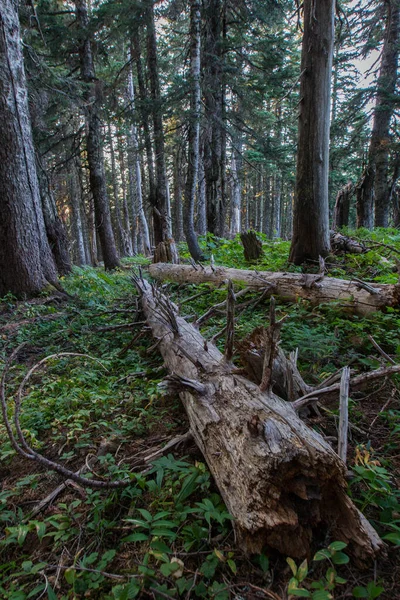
[133,274,382,564]
[148,263,400,315]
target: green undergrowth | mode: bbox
[0,230,399,599]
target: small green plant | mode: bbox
[287,541,348,599]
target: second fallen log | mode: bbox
[148,263,400,315]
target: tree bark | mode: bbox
[68,160,90,265]
[126,48,151,255]
[145,1,177,261]
[117,133,133,256]
[132,30,156,227]
[134,276,382,563]
[173,147,185,242]
[289,0,334,264]
[333,182,354,229]
[358,0,400,228]
[184,0,204,261]
[0,0,58,297]
[36,156,72,276]
[74,0,120,270]
[148,263,400,316]
[203,0,224,237]
[107,123,131,257]
[240,231,264,262]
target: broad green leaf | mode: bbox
[328,541,347,552]
[287,557,298,576]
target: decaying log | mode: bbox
[133,274,383,563]
[240,230,264,262]
[236,326,312,401]
[148,263,400,316]
[330,231,366,254]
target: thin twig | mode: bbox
[368,335,396,365]
[338,367,350,464]
[293,363,400,411]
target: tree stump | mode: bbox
[153,239,179,264]
[240,230,264,262]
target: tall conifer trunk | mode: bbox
[184,0,204,260]
[126,49,151,255]
[289,0,334,264]
[146,1,176,257]
[74,0,120,270]
[0,0,58,297]
[203,0,224,236]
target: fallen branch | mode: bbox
[293,363,400,411]
[0,347,130,489]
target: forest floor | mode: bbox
[0,229,400,600]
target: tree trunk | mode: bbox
[68,160,90,266]
[148,263,400,316]
[289,0,334,264]
[333,181,354,229]
[372,0,400,227]
[132,30,156,226]
[197,142,207,235]
[134,276,382,563]
[146,2,177,261]
[126,48,151,256]
[184,0,204,261]
[117,133,133,256]
[74,0,120,270]
[107,123,129,257]
[173,148,185,242]
[203,0,224,237]
[230,136,242,236]
[0,0,58,297]
[36,156,72,276]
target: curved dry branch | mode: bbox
[1,347,132,489]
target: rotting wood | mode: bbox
[330,231,365,254]
[236,326,312,401]
[148,263,400,316]
[240,230,264,262]
[133,273,383,564]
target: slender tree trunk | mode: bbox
[74,0,120,270]
[132,31,156,218]
[333,182,354,229]
[173,149,184,242]
[0,0,58,297]
[197,142,207,234]
[117,133,134,256]
[107,123,129,256]
[126,48,151,255]
[145,2,176,259]
[289,0,334,264]
[184,0,204,260]
[36,156,72,276]
[69,160,90,265]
